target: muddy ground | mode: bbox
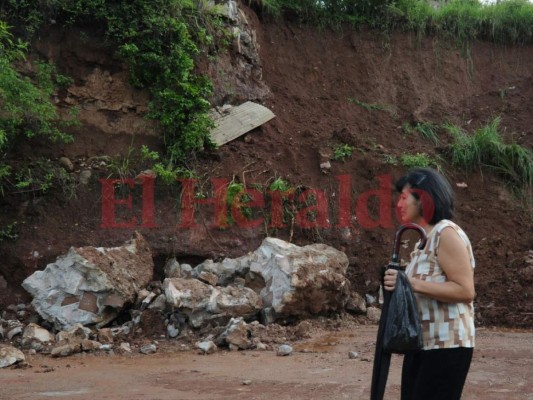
[1,325,531,400]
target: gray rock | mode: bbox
[22,232,153,330]
[99,344,113,351]
[196,341,217,355]
[0,346,25,368]
[79,170,92,185]
[22,323,55,346]
[97,328,114,344]
[366,307,382,324]
[277,344,293,356]
[180,264,193,278]
[140,291,157,310]
[56,324,92,344]
[7,326,22,340]
[249,238,350,318]
[163,258,181,279]
[136,289,151,304]
[217,317,251,350]
[164,278,262,328]
[346,292,367,314]
[119,342,131,353]
[81,339,102,352]
[167,324,179,338]
[254,342,268,351]
[140,344,157,355]
[242,379,252,385]
[148,294,167,312]
[51,343,81,357]
[58,157,74,171]
[348,351,359,359]
[365,294,377,305]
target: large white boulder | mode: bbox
[164,278,263,328]
[22,232,153,330]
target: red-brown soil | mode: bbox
[0,324,531,399]
[0,2,532,330]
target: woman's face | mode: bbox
[397,186,421,224]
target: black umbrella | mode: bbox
[370,223,427,400]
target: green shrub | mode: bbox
[333,143,354,161]
[400,152,438,169]
[445,117,532,188]
[1,1,219,165]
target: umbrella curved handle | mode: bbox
[390,223,427,266]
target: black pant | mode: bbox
[401,347,474,400]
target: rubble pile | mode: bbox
[1,235,379,367]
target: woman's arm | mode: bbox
[410,227,475,303]
[384,227,475,303]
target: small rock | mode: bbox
[147,294,167,312]
[0,275,7,289]
[119,343,131,353]
[348,351,359,359]
[242,379,252,385]
[366,307,382,324]
[58,157,74,171]
[198,271,218,286]
[346,292,367,314]
[320,161,331,171]
[137,288,150,302]
[99,344,113,351]
[28,349,37,355]
[140,344,157,355]
[97,328,114,344]
[22,323,55,346]
[365,294,376,305]
[196,341,217,355]
[79,170,92,185]
[140,292,156,311]
[56,324,91,344]
[51,343,81,357]
[180,264,193,278]
[277,344,293,356]
[163,258,181,279]
[167,324,179,338]
[0,346,25,368]
[134,169,156,184]
[7,327,23,340]
[81,340,102,352]
[16,304,27,311]
[254,342,268,351]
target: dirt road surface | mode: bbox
[1,326,531,400]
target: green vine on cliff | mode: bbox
[1,0,222,165]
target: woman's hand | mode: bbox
[383,269,398,291]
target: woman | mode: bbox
[384,168,476,400]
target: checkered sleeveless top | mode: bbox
[405,219,475,350]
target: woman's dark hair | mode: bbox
[395,168,454,224]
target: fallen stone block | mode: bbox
[164,278,262,328]
[277,344,293,356]
[216,317,251,350]
[0,346,25,368]
[196,341,217,355]
[21,323,55,347]
[140,343,157,355]
[51,343,81,357]
[22,232,154,330]
[250,238,350,318]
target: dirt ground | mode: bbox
[1,325,531,400]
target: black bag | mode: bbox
[382,269,423,354]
